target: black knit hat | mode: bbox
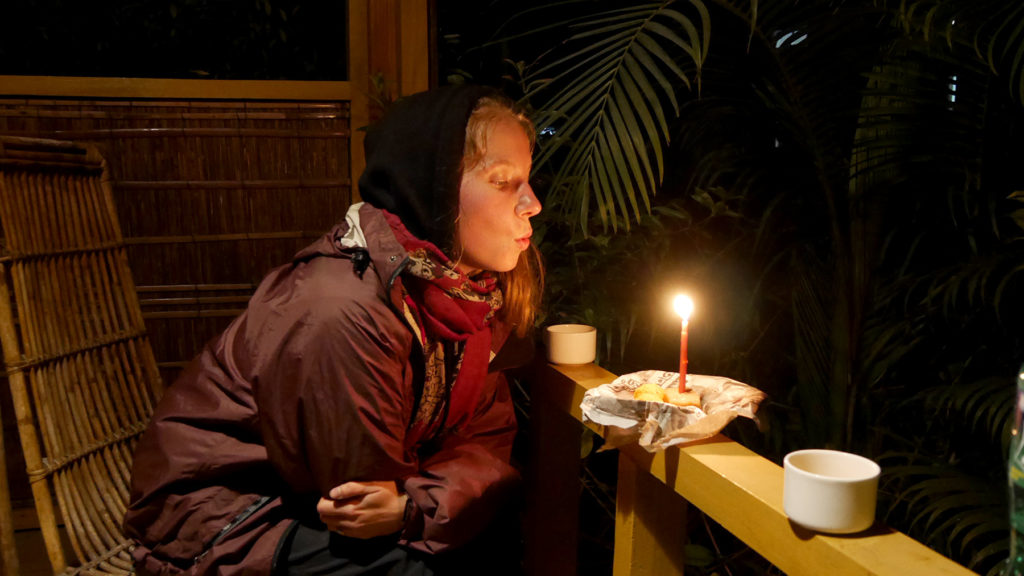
[358,84,499,251]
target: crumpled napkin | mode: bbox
[580,370,767,452]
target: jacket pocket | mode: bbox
[193,495,274,566]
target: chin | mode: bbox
[460,249,521,274]
[482,257,519,274]
[499,253,523,273]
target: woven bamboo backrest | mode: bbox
[0,136,164,575]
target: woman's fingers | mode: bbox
[317,497,357,518]
[328,481,376,501]
[317,480,404,538]
[327,479,398,499]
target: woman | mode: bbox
[124,85,543,575]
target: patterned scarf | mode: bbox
[383,211,502,439]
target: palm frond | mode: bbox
[925,376,1014,450]
[881,453,1007,573]
[524,0,709,234]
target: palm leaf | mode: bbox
[978,540,1011,576]
[925,376,1014,450]
[524,0,709,234]
[881,453,1007,572]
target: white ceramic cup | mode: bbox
[783,449,880,534]
[544,324,597,365]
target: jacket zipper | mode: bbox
[193,495,273,565]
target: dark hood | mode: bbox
[357,84,498,252]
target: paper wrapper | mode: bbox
[580,370,767,452]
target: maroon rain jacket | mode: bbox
[124,204,524,575]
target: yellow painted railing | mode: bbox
[521,360,979,576]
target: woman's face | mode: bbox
[455,118,541,274]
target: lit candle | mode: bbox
[673,295,694,392]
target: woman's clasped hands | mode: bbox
[316,480,409,539]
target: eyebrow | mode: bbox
[483,155,530,169]
[478,158,515,171]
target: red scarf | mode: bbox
[383,211,502,435]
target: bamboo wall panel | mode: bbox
[0,99,355,387]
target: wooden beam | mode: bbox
[0,76,352,101]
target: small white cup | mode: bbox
[783,449,880,534]
[544,324,597,365]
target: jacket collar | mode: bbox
[293,203,407,283]
[293,203,519,361]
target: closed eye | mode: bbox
[494,178,525,192]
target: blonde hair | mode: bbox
[500,243,544,337]
[461,95,543,337]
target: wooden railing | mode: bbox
[522,360,979,576]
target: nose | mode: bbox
[515,184,542,218]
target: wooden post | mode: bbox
[348,0,370,201]
[398,0,430,95]
[0,401,19,576]
[352,0,433,202]
[368,0,398,108]
[522,368,582,576]
[613,455,688,576]
[367,0,430,102]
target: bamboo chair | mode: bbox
[0,136,164,575]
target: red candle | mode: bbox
[679,319,689,391]
[673,295,694,392]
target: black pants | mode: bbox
[274,520,523,576]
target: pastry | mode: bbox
[666,389,701,408]
[633,383,667,402]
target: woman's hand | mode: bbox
[316,480,408,539]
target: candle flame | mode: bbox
[673,294,694,322]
